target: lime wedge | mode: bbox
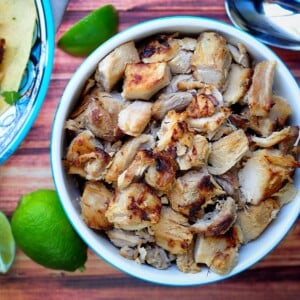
[57,4,118,57]
[0,211,16,274]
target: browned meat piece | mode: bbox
[247,61,277,117]
[208,129,249,175]
[80,181,113,230]
[156,110,191,152]
[190,197,237,236]
[140,34,180,63]
[95,41,140,92]
[248,95,293,137]
[144,151,177,192]
[187,108,231,134]
[151,207,193,255]
[194,225,243,274]
[65,130,111,180]
[118,101,153,136]
[191,32,232,89]
[117,150,155,189]
[65,93,124,142]
[176,134,210,171]
[236,198,280,243]
[251,127,293,148]
[273,183,298,207]
[227,43,250,68]
[122,62,171,100]
[169,169,225,219]
[151,92,193,120]
[105,183,162,230]
[105,134,155,184]
[238,149,298,205]
[186,93,215,118]
[176,240,200,273]
[223,64,252,106]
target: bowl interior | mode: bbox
[51,16,300,286]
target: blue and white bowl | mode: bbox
[0,0,55,165]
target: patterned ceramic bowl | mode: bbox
[51,17,300,286]
[0,0,55,165]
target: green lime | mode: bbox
[11,189,87,272]
[57,4,119,56]
[0,211,16,274]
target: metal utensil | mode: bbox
[224,0,300,50]
[50,0,70,31]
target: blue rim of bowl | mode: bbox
[51,16,300,286]
[0,0,55,165]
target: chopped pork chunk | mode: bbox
[176,134,210,170]
[95,41,140,92]
[236,198,280,243]
[169,169,225,219]
[145,245,175,270]
[176,240,200,273]
[191,197,237,236]
[144,151,177,192]
[117,150,154,189]
[273,183,298,207]
[164,74,194,93]
[105,183,162,231]
[151,92,193,120]
[223,64,252,106]
[118,101,152,136]
[187,107,231,134]
[208,129,249,175]
[65,93,124,142]
[106,228,154,248]
[191,32,232,89]
[251,127,293,148]
[105,134,155,183]
[238,150,297,205]
[194,225,243,274]
[122,62,171,100]
[80,181,113,230]
[156,110,192,152]
[186,93,216,118]
[227,43,250,68]
[65,130,111,180]
[249,95,293,137]
[151,207,193,255]
[247,61,277,117]
[169,50,193,74]
[140,34,180,63]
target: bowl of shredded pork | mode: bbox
[51,17,300,286]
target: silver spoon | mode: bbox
[224,0,300,50]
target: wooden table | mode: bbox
[1,0,299,299]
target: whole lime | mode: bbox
[11,189,87,272]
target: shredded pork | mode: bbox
[63,31,299,276]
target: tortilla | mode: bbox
[0,0,37,114]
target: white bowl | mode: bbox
[51,16,300,286]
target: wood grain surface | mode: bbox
[0,0,299,299]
